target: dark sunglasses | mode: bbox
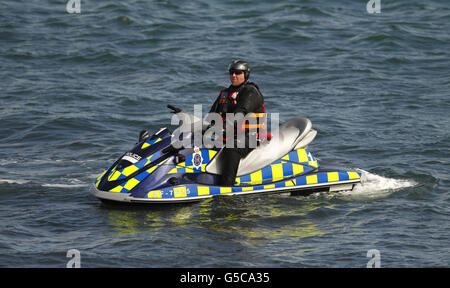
[229,70,244,75]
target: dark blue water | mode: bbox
[0,0,449,267]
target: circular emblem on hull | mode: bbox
[193,146,203,169]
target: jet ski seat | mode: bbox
[206,117,317,176]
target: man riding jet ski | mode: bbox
[92,109,364,204]
[209,60,267,187]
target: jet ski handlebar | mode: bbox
[167,104,182,114]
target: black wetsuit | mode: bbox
[209,81,265,186]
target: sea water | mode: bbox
[0,0,448,267]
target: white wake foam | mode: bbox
[0,179,30,185]
[41,183,89,188]
[41,178,88,188]
[335,170,419,200]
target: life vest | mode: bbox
[215,82,271,143]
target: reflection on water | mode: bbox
[105,210,141,235]
[102,194,331,245]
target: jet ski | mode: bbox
[92,105,364,204]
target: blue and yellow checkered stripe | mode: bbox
[106,151,163,182]
[101,137,163,184]
[107,159,168,193]
[145,171,361,199]
[234,148,318,186]
[168,149,217,174]
[166,148,319,186]
[141,137,162,149]
[281,148,318,168]
[235,160,314,185]
[95,137,165,192]
[95,170,107,188]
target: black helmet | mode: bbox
[228,60,250,80]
